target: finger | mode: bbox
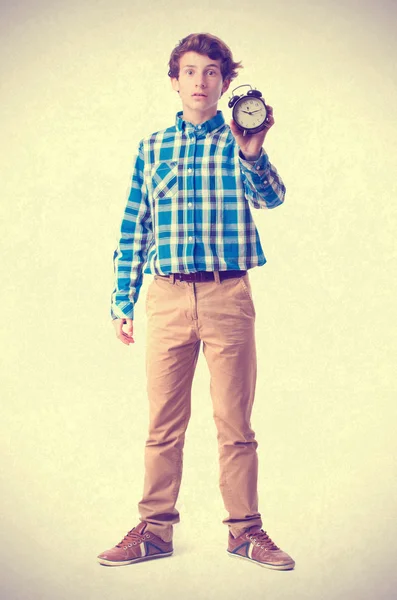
[121,320,134,343]
[229,119,238,135]
[120,336,134,345]
[124,319,133,335]
[119,329,135,344]
[230,119,242,134]
[121,328,134,338]
[265,110,275,128]
[112,318,135,344]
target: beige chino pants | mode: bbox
[138,271,263,542]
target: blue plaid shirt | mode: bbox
[111,110,286,320]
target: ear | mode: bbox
[171,77,180,94]
[221,78,231,97]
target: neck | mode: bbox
[182,107,218,125]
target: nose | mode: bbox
[195,74,206,88]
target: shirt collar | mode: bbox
[175,110,225,135]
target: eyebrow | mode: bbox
[183,64,220,69]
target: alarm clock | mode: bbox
[228,84,269,136]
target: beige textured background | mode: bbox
[1,0,396,598]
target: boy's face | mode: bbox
[171,51,231,123]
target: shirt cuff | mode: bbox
[239,148,269,175]
[239,148,269,173]
[110,303,134,321]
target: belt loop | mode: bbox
[214,270,221,285]
[170,273,175,285]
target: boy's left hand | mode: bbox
[230,105,274,160]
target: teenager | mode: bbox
[98,32,295,571]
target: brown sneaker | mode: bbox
[227,526,295,571]
[97,521,173,566]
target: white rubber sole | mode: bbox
[227,550,295,571]
[98,551,173,567]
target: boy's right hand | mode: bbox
[112,318,135,345]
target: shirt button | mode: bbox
[188,236,193,241]
[188,168,193,173]
[197,125,201,129]
[188,202,193,207]
[263,180,268,184]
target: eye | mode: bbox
[207,70,216,76]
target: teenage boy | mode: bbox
[98,33,295,571]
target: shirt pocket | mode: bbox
[151,161,178,201]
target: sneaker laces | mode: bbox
[116,526,146,548]
[248,529,280,550]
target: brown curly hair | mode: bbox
[168,33,243,82]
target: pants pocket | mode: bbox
[238,275,256,315]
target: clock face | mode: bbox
[233,97,267,130]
